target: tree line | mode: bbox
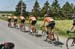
[15,0,75,19]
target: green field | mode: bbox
[55,20,72,36]
[25,20,73,37]
[0,16,73,37]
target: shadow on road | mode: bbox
[53,41,64,46]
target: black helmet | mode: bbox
[4,42,15,49]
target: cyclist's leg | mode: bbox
[20,20,23,29]
[15,19,17,26]
[45,25,52,40]
[21,19,25,28]
[8,19,11,27]
[31,20,36,33]
[29,21,32,32]
[70,25,74,31]
[49,21,55,40]
[45,26,49,40]
[70,22,75,31]
[22,19,25,30]
[14,19,16,27]
[46,22,52,40]
[45,26,48,33]
[32,25,35,32]
[45,22,49,34]
[33,20,37,32]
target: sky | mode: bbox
[0,0,75,12]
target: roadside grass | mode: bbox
[25,20,72,37]
[55,20,72,37]
[0,16,7,21]
[0,17,73,37]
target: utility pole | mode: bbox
[20,0,23,16]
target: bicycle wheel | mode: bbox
[66,37,75,49]
[54,32,59,41]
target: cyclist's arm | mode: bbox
[29,18,31,24]
[40,20,45,27]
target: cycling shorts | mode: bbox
[21,19,25,24]
[31,20,37,26]
[46,21,55,29]
[14,19,17,22]
[8,19,11,22]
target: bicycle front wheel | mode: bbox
[54,32,59,41]
[66,37,75,49]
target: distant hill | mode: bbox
[0,11,15,16]
[0,11,15,13]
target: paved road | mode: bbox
[0,20,75,49]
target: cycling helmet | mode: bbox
[4,42,15,49]
[44,14,49,17]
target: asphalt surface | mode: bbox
[0,20,75,49]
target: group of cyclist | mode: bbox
[7,13,75,47]
[7,14,56,41]
[8,15,25,28]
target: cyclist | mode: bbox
[69,13,75,32]
[8,16,12,27]
[12,16,18,27]
[0,42,15,49]
[19,16,25,29]
[29,15,37,33]
[40,14,55,40]
[67,13,75,46]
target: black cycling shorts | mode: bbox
[0,42,14,49]
[31,20,37,26]
[73,23,75,26]
[14,19,17,22]
[46,21,55,29]
[8,19,11,22]
[21,19,25,24]
[7,42,15,49]
[73,20,75,26]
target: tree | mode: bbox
[71,3,75,13]
[73,6,75,13]
[41,0,49,17]
[31,0,40,18]
[62,2,73,19]
[15,0,26,17]
[51,0,61,18]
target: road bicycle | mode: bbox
[41,26,59,42]
[66,30,75,49]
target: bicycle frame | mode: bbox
[41,26,59,41]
